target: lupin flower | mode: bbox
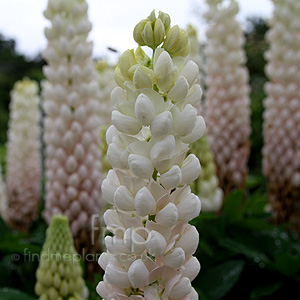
[263,0,300,226]
[97,10,205,300]
[6,78,41,231]
[190,135,223,212]
[35,215,88,300]
[42,0,102,241]
[0,165,7,221]
[204,0,251,196]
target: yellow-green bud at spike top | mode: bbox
[35,215,87,300]
[133,9,188,56]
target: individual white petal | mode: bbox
[168,76,189,102]
[177,192,201,221]
[182,256,201,281]
[150,135,175,164]
[96,281,113,300]
[114,185,135,211]
[185,84,202,106]
[128,259,150,288]
[105,262,131,288]
[135,93,156,126]
[173,104,197,136]
[98,252,110,271]
[179,60,199,87]
[146,230,167,257]
[181,116,206,144]
[103,209,123,229]
[156,202,178,227]
[133,66,153,89]
[180,154,201,185]
[187,287,199,300]
[112,110,142,135]
[150,111,173,138]
[101,177,117,205]
[154,50,176,92]
[175,225,199,256]
[162,247,185,269]
[111,86,127,107]
[124,228,146,254]
[106,125,118,146]
[128,154,154,179]
[134,187,156,216]
[159,165,182,189]
[144,283,161,300]
[168,277,192,299]
[107,142,129,169]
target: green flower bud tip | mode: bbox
[133,10,171,48]
[35,215,87,300]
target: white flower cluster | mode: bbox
[204,0,251,195]
[0,165,7,221]
[6,79,41,231]
[263,0,300,224]
[97,10,206,300]
[42,0,102,236]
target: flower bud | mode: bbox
[168,277,192,299]
[105,263,131,288]
[150,111,173,138]
[175,225,199,256]
[112,110,142,135]
[133,66,153,89]
[135,93,156,126]
[177,192,201,221]
[159,165,182,189]
[128,259,150,288]
[114,185,135,211]
[146,230,167,257]
[128,154,154,179]
[134,187,156,216]
[180,154,201,185]
[119,49,137,80]
[154,18,165,46]
[156,202,178,227]
[162,247,185,268]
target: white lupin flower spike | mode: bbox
[97,10,205,300]
[42,0,102,274]
[204,0,251,197]
[6,78,41,231]
[263,0,300,227]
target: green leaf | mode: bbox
[274,252,300,276]
[0,240,42,254]
[246,175,264,189]
[222,190,245,224]
[219,237,272,268]
[198,239,214,257]
[244,192,268,216]
[198,260,245,300]
[250,281,283,300]
[0,217,9,240]
[0,288,35,300]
